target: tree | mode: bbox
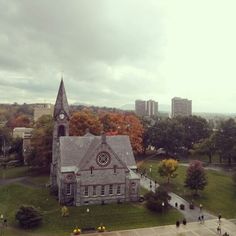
[150,119,184,156]
[9,137,23,164]
[194,133,216,163]
[176,116,210,151]
[28,115,53,167]
[158,159,178,184]
[185,160,207,195]
[145,186,171,212]
[214,119,236,165]
[7,114,31,128]
[99,112,144,153]
[69,110,102,136]
[15,205,42,229]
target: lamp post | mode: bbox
[162,202,165,214]
[0,135,6,159]
[0,214,4,236]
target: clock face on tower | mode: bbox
[59,113,65,120]
[96,151,111,167]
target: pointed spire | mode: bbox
[53,78,70,119]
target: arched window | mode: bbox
[58,125,65,137]
[90,166,94,175]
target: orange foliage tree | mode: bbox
[7,114,31,128]
[69,110,103,136]
[99,112,144,153]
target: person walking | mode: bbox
[198,216,201,224]
[182,218,187,226]
[201,215,205,224]
[218,213,222,223]
[176,220,180,228]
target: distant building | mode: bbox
[13,127,33,139]
[22,131,33,165]
[171,97,192,118]
[146,100,158,116]
[135,100,146,116]
[135,99,158,117]
[33,103,54,122]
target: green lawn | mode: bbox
[0,183,182,236]
[0,166,30,179]
[140,160,236,218]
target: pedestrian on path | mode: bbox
[176,220,180,228]
[201,215,205,224]
[198,216,201,224]
[218,213,222,222]
[182,218,187,225]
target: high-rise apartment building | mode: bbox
[171,97,192,118]
[135,99,158,116]
[146,100,158,116]
[135,100,146,116]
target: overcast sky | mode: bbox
[0,0,236,113]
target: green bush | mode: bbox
[145,187,171,212]
[15,205,42,228]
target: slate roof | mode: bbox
[59,135,136,171]
[54,79,70,118]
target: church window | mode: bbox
[90,167,94,175]
[109,185,113,195]
[66,184,72,195]
[58,125,65,137]
[84,186,89,196]
[117,185,121,195]
[113,165,117,174]
[93,186,96,196]
[101,185,105,196]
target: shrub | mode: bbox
[15,205,42,228]
[145,187,171,213]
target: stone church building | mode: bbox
[50,80,140,206]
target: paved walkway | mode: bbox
[138,174,216,222]
[84,219,236,236]
[0,176,27,186]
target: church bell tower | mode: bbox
[50,79,70,189]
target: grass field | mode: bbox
[0,166,30,179]
[0,183,182,236]
[140,160,236,218]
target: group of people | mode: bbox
[175,218,187,227]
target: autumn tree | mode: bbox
[7,114,31,129]
[28,115,53,167]
[99,112,144,153]
[69,110,102,136]
[158,159,178,184]
[185,160,207,195]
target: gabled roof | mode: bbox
[59,135,136,171]
[54,79,70,119]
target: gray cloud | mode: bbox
[0,0,165,107]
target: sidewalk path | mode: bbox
[0,176,27,186]
[84,219,236,236]
[138,173,216,222]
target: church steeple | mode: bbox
[54,78,70,120]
